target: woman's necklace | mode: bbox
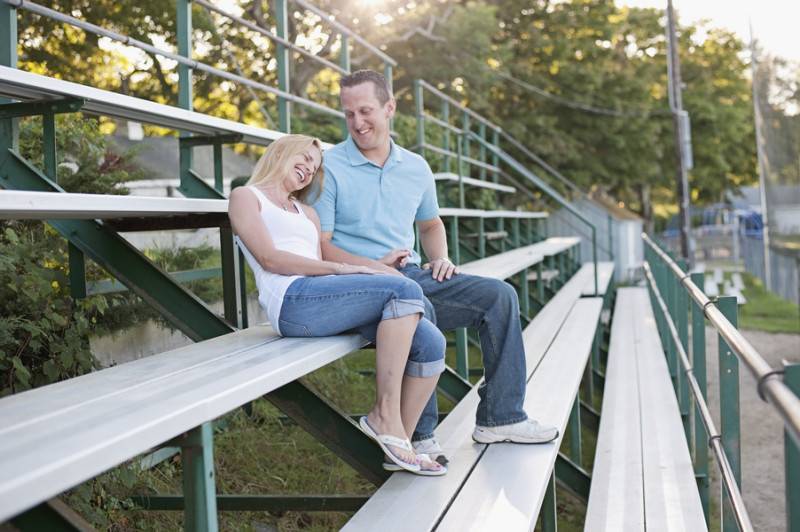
[263,187,293,212]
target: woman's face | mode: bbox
[282,145,322,193]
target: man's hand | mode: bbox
[379,248,411,269]
[422,257,458,282]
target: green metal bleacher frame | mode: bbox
[0,1,615,530]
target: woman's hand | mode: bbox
[335,263,383,275]
[379,248,411,269]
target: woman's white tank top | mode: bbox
[235,186,320,334]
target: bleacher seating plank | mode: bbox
[457,237,579,280]
[704,275,720,297]
[434,172,516,194]
[439,208,547,220]
[435,297,603,532]
[0,66,289,147]
[584,288,645,531]
[581,261,615,296]
[0,329,366,522]
[344,264,598,532]
[0,190,227,220]
[634,288,707,530]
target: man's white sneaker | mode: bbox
[412,437,449,465]
[472,419,559,444]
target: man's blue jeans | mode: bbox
[400,265,528,440]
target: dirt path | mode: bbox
[704,328,800,531]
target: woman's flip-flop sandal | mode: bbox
[383,453,447,476]
[359,416,420,473]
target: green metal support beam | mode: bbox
[555,452,591,502]
[0,98,85,119]
[541,470,557,532]
[11,498,95,532]
[179,134,243,148]
[0,150,233,341]
[266,380,389,486]
[579,400,600,433]
[785,363,800,532]
[131,494,369,512]
[180,424,218,532]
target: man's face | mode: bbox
[340,82,395,154]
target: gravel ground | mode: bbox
[704,328,800,531]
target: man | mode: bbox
[314,70,558,464]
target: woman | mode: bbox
[228,134,446,475]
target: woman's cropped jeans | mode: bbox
[278,274,446,378]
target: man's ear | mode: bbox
[385,97,397,119]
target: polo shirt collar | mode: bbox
[345,135,403,168]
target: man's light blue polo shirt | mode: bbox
[314,136,439,264]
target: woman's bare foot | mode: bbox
[366,410,416,465]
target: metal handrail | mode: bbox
[6,0,344,119]
[642,260,754,532]
[195,0,348,75]
[498,130,584,196]
[290,0,397,67]
[468,132,599,295]
[643,233,800,447]
[417,79,500,132]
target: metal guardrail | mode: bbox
[642,260,753,532]
[644,233,800,445]
[644,233,800,530]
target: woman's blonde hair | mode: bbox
[246,134,325,203]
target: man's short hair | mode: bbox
[340,70,392,105]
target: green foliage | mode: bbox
[0,224,101,395]
[19,114,144,193]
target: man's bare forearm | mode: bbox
[419,219,449,261]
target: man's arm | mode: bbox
[417,217,458,281]
[320,232,403,276]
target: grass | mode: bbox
[739,272,800,334]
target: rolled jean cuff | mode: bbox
[382,298,425,320]
[405,358,445,378]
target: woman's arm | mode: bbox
[229,188,373,276]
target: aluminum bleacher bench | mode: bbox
[584,287,706,531]
[0,66,289,147]
[581,261,615,297]
[0,326,367,523]
[433,172,516,194]
[344,263,602,531]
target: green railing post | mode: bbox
[491,127,500,183]
[717,295,741,532]
[478,218,486,258]
[415,80,424,159]
[181,423,219,532]
[568,397,582,467]
[607,213,614,261]
[512,218,521,248]
[665,264,678,390]
[1,0,18,151]
[785,363,800,532]
[461,111,470,177]
[448,215,468,379]
[176,0,195,199]
[383,63,394,132]
[690,271,710,523]
[519,268,530,320]
[275,0,290,132]
[478,121,486,181]
[676,259,691,440]
[442,100,450,173]
[541,471,557,532]
[456,135,465,208]
[339,34,350,137]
